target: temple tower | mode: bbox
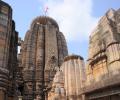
[48,55,85,100]
[84,9,120,100]
[22,16,68,99]
[0,1,18,100]
[62,55,85,100]
[86,9,120,84]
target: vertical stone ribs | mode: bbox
[47,55,85,100]
[0,2,12,90]
[57,32,68,66]
[35,25,45,98]
[8,21,18,98]
[22,16,68,100]
[44,24,58,87]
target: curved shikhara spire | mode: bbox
[21,16,68,99]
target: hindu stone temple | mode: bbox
[20,16,68,100]
[82,8,120,100]
[0,1,18,100]
[0,0,120,100]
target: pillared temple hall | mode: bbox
[0,1,120,100]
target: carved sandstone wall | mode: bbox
[48,70,65,100]
[0,1,18,99]
[83,9,120,99]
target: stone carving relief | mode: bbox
[26,82,33,90]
